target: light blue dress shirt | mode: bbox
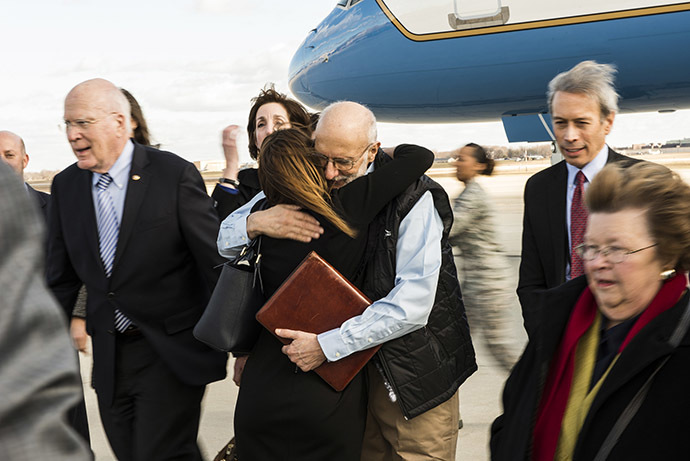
[91,140,134,227]
[564,144,608,280]
[216,167,443,362]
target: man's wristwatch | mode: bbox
[218,177,240,188]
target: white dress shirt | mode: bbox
[91,140,134,225]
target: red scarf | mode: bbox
[532,273,686,461]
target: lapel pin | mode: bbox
[132,175,141,181]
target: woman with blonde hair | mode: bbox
[233,128,434,460]
[492,161,690,460]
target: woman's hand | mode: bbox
[276,329,326,372]
[233,355,249,386]
[220,124,241,182]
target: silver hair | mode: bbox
[318,101,378,143]
[547,60,619,118]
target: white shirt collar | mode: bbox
[566,144,609,185]
[92,139,134,189]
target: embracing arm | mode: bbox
[317,192,442,361]
[217,191,324,258]
[336,144,434,225]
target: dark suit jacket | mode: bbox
[26,183,50,222]
[517,149,638,334]
[47,142,227,404]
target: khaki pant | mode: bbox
[361,363,459,461]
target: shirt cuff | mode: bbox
[317,328,353,362]
[217,183,239,194]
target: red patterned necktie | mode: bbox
[570,171,588,278]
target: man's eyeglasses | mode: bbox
[60,113,117,132]
[574,243,657,264]
[309,143,373,171]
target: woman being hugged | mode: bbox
[491,161,690,460]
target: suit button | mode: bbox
[107,292,115,299]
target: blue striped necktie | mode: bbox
[96,173,133,332]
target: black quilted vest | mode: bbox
[359,152,477,419]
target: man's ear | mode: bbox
[367,142,381,163]
[22,152,29,170]
[603,111,615,135]
[114,113,129,138]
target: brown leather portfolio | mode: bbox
[255,251,379,391]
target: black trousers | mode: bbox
[97,333,205,461]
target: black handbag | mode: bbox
[193,236,264,354]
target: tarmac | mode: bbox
[82,169,533,460]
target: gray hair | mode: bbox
[319,101,378,144]
[547,60,619,118]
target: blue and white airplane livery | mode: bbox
[289,0,690,142]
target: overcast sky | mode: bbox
[3,0,690,171]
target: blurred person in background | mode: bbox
[449,143,519,371]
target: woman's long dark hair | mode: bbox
[258,129,355,237]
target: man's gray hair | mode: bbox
[547,60,619,118]
[319,101,378,143]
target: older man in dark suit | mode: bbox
[47,79,227,460]
[518,61,638,336]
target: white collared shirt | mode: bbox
[91,140,134,226]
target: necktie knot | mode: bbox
[97,172,113,191]
[575,170,586,187]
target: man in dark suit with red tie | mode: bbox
[47,79,227,460]
[518,61,639,336]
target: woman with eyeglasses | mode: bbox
[448,143,519,371]
[232,121,433,460]
[491,161,690,460]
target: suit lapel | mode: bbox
[546,161,569,283]
[112,144,151,272]
[75,169,102,272]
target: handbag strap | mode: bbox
[253,234,264,294]
[593,293,690,461]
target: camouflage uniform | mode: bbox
[448,179,518,370]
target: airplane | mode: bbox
[288,0,690,143]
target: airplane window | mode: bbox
[337,0,349,7]
[351,0,363,5]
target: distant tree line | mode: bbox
[442,142,553,160]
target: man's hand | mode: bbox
[276,329,326,372]
[70,317,90,354]
[233,355,249,386]
[247,205,324,242]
